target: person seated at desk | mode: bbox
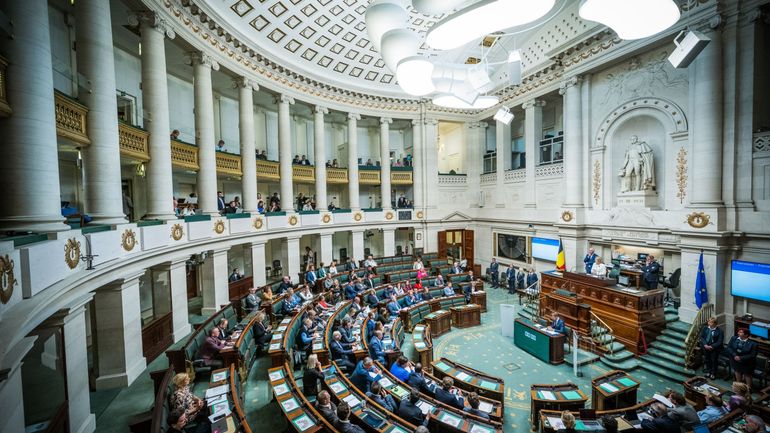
[697,394,728,423]
[228,268,243,282]
[665,391,699,430]
[349,296,363,317]
[303,354,325,397]
[464,392,490,420]
[169,373,205,420]
[638,255,660,290]
[435,377,465,410]
[584,248,597,274]
[407,363,434,394]
[369,329,386,363]
[394,282,406,296]
[278,276,294,294]
[298,318,317,356]
[298,285,313,303]
[167,409,210,433]
[330,330,356,372]
[387,295,402,316]
[315,391,338,425]
[261,286,274,303]
[317,293,333,310]
[591,257,608,277]
[443,281,456,297]
[403,290,418,307]
[215,318,230,341]
[726,328,758,387]
[334,401,365,433]
[338,317,355,347]
[560,410,577,433]
[398,388,428,427]
[349,357,381,393]
[244,287,260,314]
[362,273,376,290]
[421,287,434,301]
[364,289,379,309]
[744,415,767,433]
[305,265,317,286]
[390,355,414,382]
[547,312,566,335]
[253,311,272,348]
[281,288,301,315]
[434,273,445,288]
[641,402,681,433]
[344,281,358,300]
[367,381,397,412]
[726,382,751,411]
[196,327,226,369]
[700,317,724,379]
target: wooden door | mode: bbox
[186,265,198,299]
[437,230,447,258]
[463,229,474,267]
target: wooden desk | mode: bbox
[530,383,588,427]
[451,304,481,328]
[267,365,329,433]
[514,318,565,365]
[591,370,640,411]
[540,271,665,355]
[432,358,504,403]
[268,317,293,368]
[413,324,434,369]
[752,385,770,423]
[619,268,643,289]
[471,291,487,312]
[683,376,729,411]
[424,310,452,337]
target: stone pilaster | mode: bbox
[560,76,584,207]
[237,78,259,212]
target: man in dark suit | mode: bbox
[253,312,272,349]
[278,276,293,294]
[397,388,426,427]
[639,255,660,289]
[464,392,490,420]
[196,327,225,368]
[699,317,724,379]
[584,248,596,274]
[338,317,355,348]
[364,289,379,308]
[506,267,516,294]
[407,363,434,394]
[516,267,525,291]
[244,287,260,314]
[297,318,316,355]
[349,357,380,393]
[334,402,365,433]
[344,281,357,300]
[526,268,539,289]
[217,191,226,213]
[228,268,243,282]
[368,329,386,364]
[548,311,566,335]
[434,377,465,410]
[314,391,338,425]
[330,330,356,372]
[489,258,499,288]
[641,402,680,433]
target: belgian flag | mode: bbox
[555,239,566,271]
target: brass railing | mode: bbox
[684,303,714,369]
[118,123,150,161]
[327,167,349,184]
[54,91,90,145]
[216,152,242,176]
[292,165,315,183]
[171,140,198,170]
[256,160,280,181]
[359,169,381,185]
[0,56,10,117]
[590,311,615,356]
[391,170,413,185]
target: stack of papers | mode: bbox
[207,394,227,406]
[205,385,229,399]
[456,371,471,382]
[478,401,494,413]
[416,401,433,414]
[547,417,566,430]
[539,390,557,401]
[342,394,360,408]
[268,370,283,381]
[600,383,620,393]
[281,397,299,412]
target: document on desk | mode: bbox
[207,394,227,406]
[268,370,284,381]
[205,384,229,399]
[416,401,434,415]
[478,401,494,413]
[539,390,557,400]
[547,417,566,430]
[456,371,472,382]
[379,377,393,388]
[329,382,346,394]
[600,383,620,393]
[342,394,360,408]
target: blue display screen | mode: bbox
[731,260,770,303]
[531,237,560,262]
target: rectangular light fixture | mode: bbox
[494,106,514,125]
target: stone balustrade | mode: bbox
[215,152,242,176]
[54,91,90,146]
[171,140,199,170]
[118,123,150,161]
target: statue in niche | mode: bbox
[618,135,656,192]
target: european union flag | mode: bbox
[695,252,708,309]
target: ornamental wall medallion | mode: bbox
[0,255,17,304]
[676,147,688,204]
[171,223,184,241]
[288,215,298,226]
[353,213,362,222]
[253,218,263,229]
[121,229,137,251]
[561,210,574,222]
[322,214,332,224]
[385,212,394,220]
[213,219,226,234]
[415,211,424,219]
[64,238,81,269]
[686,212,710,229]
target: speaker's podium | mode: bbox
[514,318,565,364]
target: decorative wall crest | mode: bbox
[171,223,185,241]
[288,215,298,226]
[561,210,574,223]
[415,211,424,219]
[322,214,332,224]
[0,255,17,304]
[213,219,226,234]
[121,229,137,251]
[353,213,362,222]
[592,160,601,206]
[676,147,688,204]
[253,217,264,229]
[64,238,81,270]
[686,212,711,229]
[385,212,394,221]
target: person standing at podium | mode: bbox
[639,255,660,289]
[583,248,597,273]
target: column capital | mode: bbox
[128,11,175,39]
[348,112,361,121]
[467,121,489,129]
[187,51,220,71]
[559,76,583,95]
[692,14,723,32]
[424,118,438,126]
[522,99,547,110]
[276,94,295,105]
[380,117,393,125]
[314,105,329,115]
[103,272,145,291]
[234,76,259,91]
[250,240,267,248]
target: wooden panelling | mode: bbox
[142,312,174,362]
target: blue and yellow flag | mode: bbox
[695,252,708,308]
[555,239,566,271]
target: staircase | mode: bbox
[595,319,638,370]
[637,305,696,382]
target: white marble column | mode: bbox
[466,122,487,206]
[201,249,229,315]
[192,52,219,215]
[348,113,361,210]
[320,233,333,265]
[286,237,301,278]
[0,351,27,433]
[278,95,295,211]
[523,99,546,208]
[237,78,259,212]
[250,241,267,287]
[495,119,511,208]
[560,76,584,207]
[424,119,439,209]
[164,258,192,342]
[314,106,329,210]
[138,13,176,220]
[411,119,424,210]
[76,0,126,225]
[0,0,68,232]
[383,228,395,256]
[690,22,724,206]
[94,274,147,390]
[380,117,393,210]
[734,13,758,208]
[352,230,365,263]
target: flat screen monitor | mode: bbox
[749,323,769,339]
[531,237,560,262]
[638,253,648,261]
[731,260,770,303]
[618,275,630,286]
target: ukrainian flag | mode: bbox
[555,239,566,271]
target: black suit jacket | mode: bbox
[334,420,365,433]
[315,402,338,425]
[407,372,431,394]
[435,387,464,410]
[331,340,353,360]
[699,326,724,349]
[397,400,425,426]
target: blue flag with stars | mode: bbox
[695,252,708,309]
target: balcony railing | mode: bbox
[327,167,348,184]
[216,152,242,176]
[54,90,90,146]
[171,140,198,170]
[292,165,315,183]
[359,167,381,185]
[257,160,280,181]
[391,171,413,185]
[118,123,150,161]
[0,56,10,117]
